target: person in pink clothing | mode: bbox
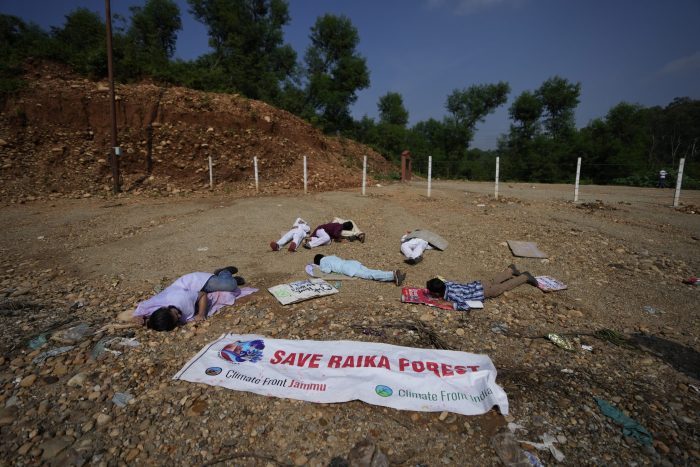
[133,266,246,332]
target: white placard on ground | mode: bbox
[268,278,338,305]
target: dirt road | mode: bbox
[1,181,698,465]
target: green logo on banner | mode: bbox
[375,385,393,397]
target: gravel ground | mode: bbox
[0,181,698,466]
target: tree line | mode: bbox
[1,0,698,188]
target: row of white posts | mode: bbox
[207,155,686,207]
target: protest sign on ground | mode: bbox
[535,276,568,292]
[507,240,548,258]
[401,287,454,310]
[268,279,338,305]
[174,334,509,416]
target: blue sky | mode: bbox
[2,0,699,149]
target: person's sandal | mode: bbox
[523,272,539,287]
[508,263,521,276]
[358,233,366,243]
[394,270,406,286]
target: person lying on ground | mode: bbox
[332,217,366,243]
[426,264,538,311]
[128,267,249,332]
[314,254,406,286]
[304,220,365,249]
[270,217,310,252]
[400,231,433,265]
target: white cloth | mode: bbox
[276,218,310,247]
[332,217,363,238]
[400,235,432,259]
[308,228,331,248]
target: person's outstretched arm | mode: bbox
[194,291,208,321]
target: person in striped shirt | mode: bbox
[426,265,537,311]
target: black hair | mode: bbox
[426,278,446,297]
[146,307,178,332]
[313,254,325,265]
[342,221,354,230]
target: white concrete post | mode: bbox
[673,158,685,207]
[494,156,500,200]
[303,155,308,194]
[208,156,213,189]
[574,157,581,202]
[427,156,432,198]
[362,155,367,196]
[253,156,259,193]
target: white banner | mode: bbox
[174,334,509,416]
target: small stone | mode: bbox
[438,411,449,421]
[126,447,140,462]
[96,413,112,427]
[20,374,37,387]
[0,406,18,426]
[654,440,670,454]
[67,372,87,387]
[17,442,32,455]
[455,328,465,336]
[40,437,72,460]
[293,453,308,466]
[187,399,208,417]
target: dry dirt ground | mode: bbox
[0,181,698,466]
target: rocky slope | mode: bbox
[0,61,393,202]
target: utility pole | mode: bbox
[105,0,120,193]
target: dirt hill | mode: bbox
[0,61,394,202]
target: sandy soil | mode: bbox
[0,181,698,466]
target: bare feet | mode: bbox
[288,241,297,252]
[270,241,279,251]
[394,270,406,286]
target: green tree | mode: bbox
[508,90,543,140]
[0,15,52,96]
[536,76,581,138]
[378,91,408,126]
[303,14,370,133]
[188,0,296,100]
[128,0,182,72]
[51,8,106,77]
[442,82,509,175]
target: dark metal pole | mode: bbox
[105,0,120,193]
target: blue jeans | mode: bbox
[202,270,239,293]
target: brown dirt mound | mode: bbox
[0,61,394,201]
